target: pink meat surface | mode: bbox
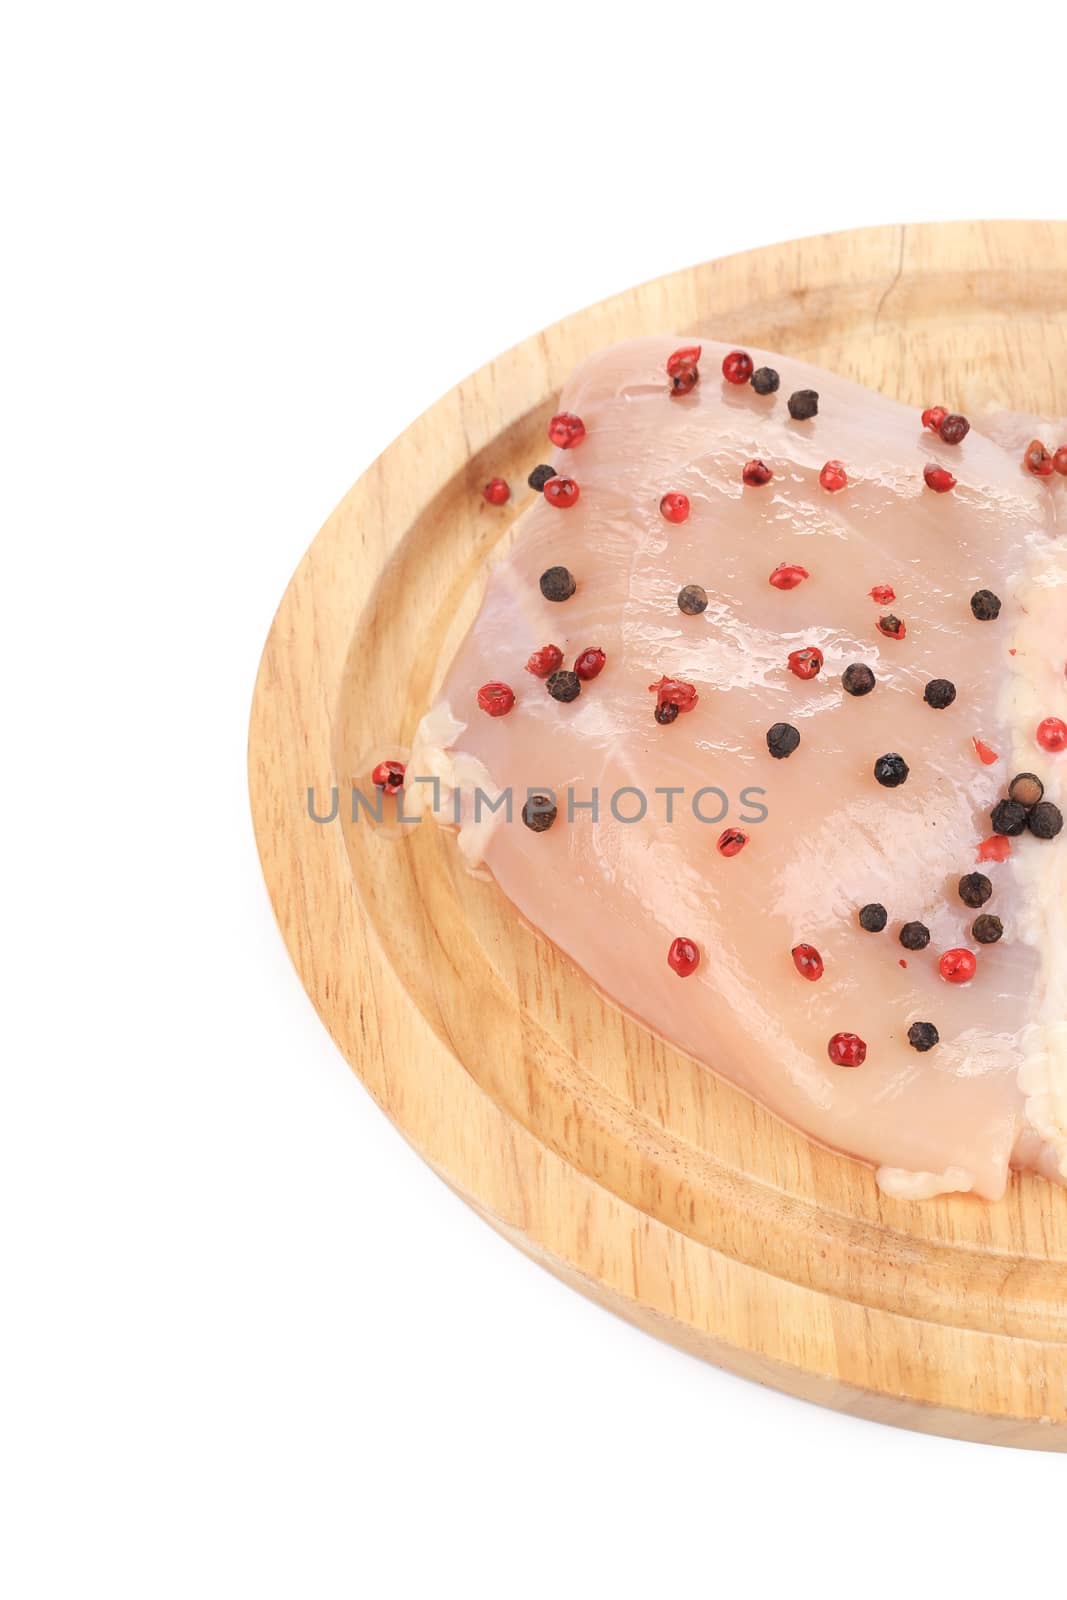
[413,338,1067,1199]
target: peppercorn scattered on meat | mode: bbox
[411,337,1067,1199]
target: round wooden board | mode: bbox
[249,222,1067,1449]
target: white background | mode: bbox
[3,4,1065,1596]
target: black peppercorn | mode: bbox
[751,366,780,395]
[546,669,581,703]
[539,566,576,602]
[858,903,888,932]
[787,389,819,421]
[970,589,1001,621]
[908,1021,940,1053]
[1008,772,1044,808]
[842,663,876,697]
[527,464,558,492]
[990,798,1028,836]
[654,701,679,725]
[899,921,931,951]
[677,583,708,615]
[767,721,801,759]
[521,794,558,832]
[972,914,1003,944]
[874,752,909,787]
[924,678,957,710]
[958,872,993,909]
[938,414,970,445]
[1028,800,1064,840]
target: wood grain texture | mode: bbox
[249,222,1067,1448]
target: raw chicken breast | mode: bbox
[411,337,1067,1200]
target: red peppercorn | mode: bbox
[525,644,563,678]
[921,405,948,433]
[924,463,956,493]
[828,1032,867,1068]
[977,835,1012,864]
[819,460,848,492]
[573,647,606,681]
[544,475,580,509]
[787,646,823,680]
[667,936,700,977]
[1054,447,1067,476]
[716,827,748,857]
[870,584,896,605]
[939,948,977,984]
[649,675,699,714]
[477,682,515,717]
[742,458,773,487]
[483,477,510,506]
[659,491,691,524]
[939,413,970,445]
[1037,716,1067,753]
[791,943,824,981]
[547,411,586,449]
[722,349,754,385]
[877,614,907,640]
[769,563,810,590]
[667,345,701,396]
[371,760,406,795]
[1024,439,1055,477]
[972,736,999,765]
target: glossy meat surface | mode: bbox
[414,338,1067,1198]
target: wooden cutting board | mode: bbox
[249,222,1067,1449]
